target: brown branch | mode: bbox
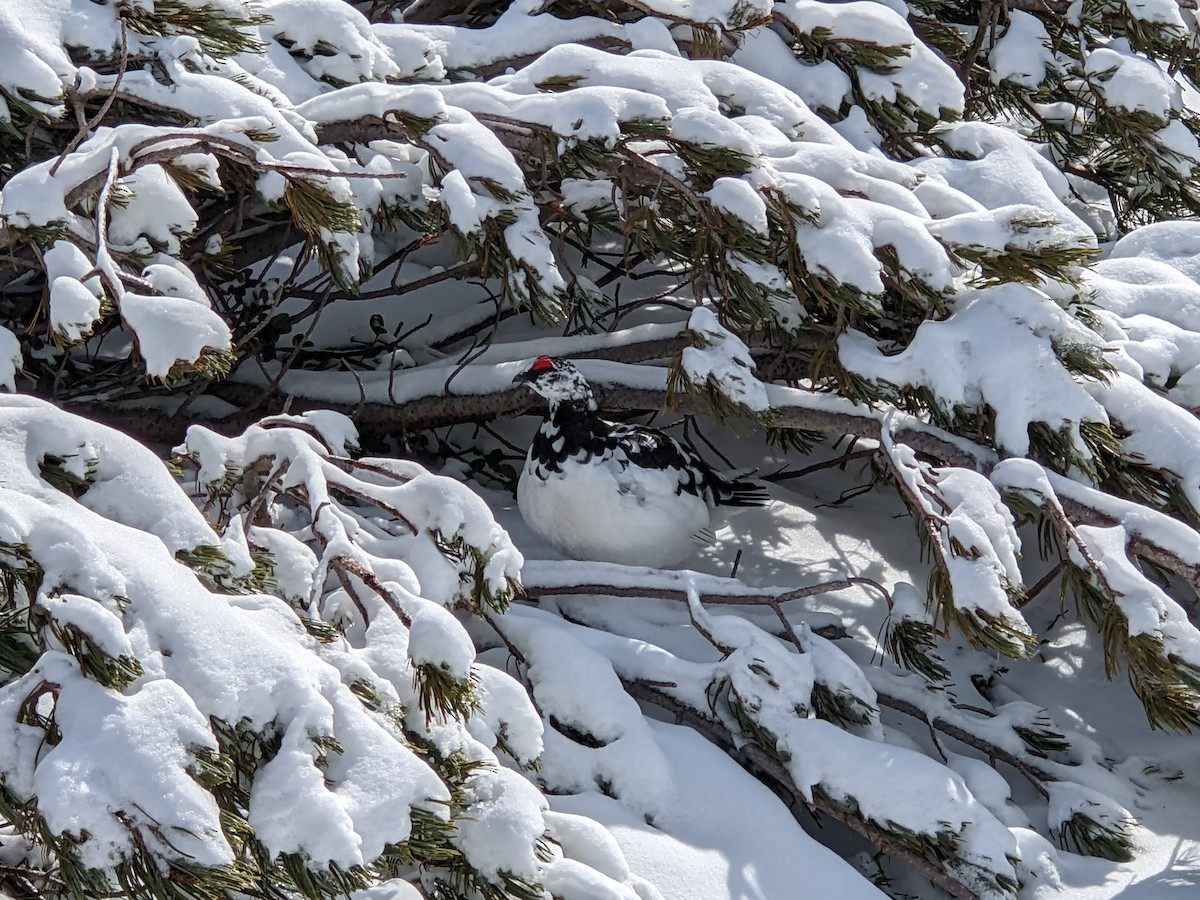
[522,576,877,608]
[522,574,882,642]
[323,476,419,537]
[58,368,1200,603]
[957,0,995,82]
[332,555,413,628]
[874,691,1054,797]
[51,21,130,177]
[1016,560,1066,611]
[1005,0,1072,13]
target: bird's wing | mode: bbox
[606,424,716,502]
[606,422,769,507]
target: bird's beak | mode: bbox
[512,368,535,385]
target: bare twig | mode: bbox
[51,21,129,177]
[1016,560,1066,611]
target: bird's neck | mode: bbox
[528,398,605,475]
[547,396,598,428]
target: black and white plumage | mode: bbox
[512,356,769,567]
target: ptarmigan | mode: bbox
[512,356,768,568]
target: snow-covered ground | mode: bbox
[484,441,1200,899]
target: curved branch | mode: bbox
[874,691,1054,798]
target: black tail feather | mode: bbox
[717,477,770,507]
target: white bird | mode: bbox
[512,356,768,568]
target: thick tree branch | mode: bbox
[60,358,1200,603]
[522,579,867,641]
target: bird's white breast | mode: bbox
[517,454,711,568]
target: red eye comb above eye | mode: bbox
[531,356,555,372]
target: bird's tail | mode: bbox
[716,476,770,507]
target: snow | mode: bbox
[1107,219,1200,284]
[928,203,1096,260]
[32,664,233,870]
[469,663,545,765]
[1086,40,1179,120]
[840,284,1108,456]
[1126,0,1188,27]
[995,458,1200,593]
[913,122,1093,241]
[404,596,475,677]
[554,722,886,900]
[1072,523,1200,664]
[258,0,401,86]
[0,327,21,391]
[706,176,769,234]
[733,28,852,116]
[688,588,817,723]
[248,525,319,602]
[487,400,1200,900]
[545,810,637,885]
[38,593,132,661]
[680,307,770,413]
[881,426,1032,641]
[784,718,1020,884]
[0,0,75,121]
[0,398,561,880]
[108,165,198,255]
[49,277,102,342]
[1085,372,1200,514]
[454,766,548,879]
[119,292,232,378]
[773,0,964,119]
[1084,257,1200,400]
[505,611,676,817]
[1046,782,1137,848]
[500,45,846,146]
[990,11,1057,89]
[5,2,1200,897]
[143,260,213,306]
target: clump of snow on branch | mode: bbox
[675,306,771,416]
[881,423,1035,660]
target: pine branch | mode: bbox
[873,691,1055,796]
[520,565,880,641]
[622,680,985,900]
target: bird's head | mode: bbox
[513,356,596,409]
